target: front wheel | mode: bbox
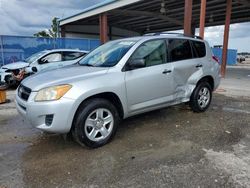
[72,98,119,148]
[189,82,212,113]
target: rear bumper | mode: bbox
[15,91,76,133]
[214,73,221,91]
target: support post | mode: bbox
[60,26,66,38]
[191,24,196,36]
[184,0,193,36]
[99,13,108,44]
[199,0,207,39]
[221,0,232,77]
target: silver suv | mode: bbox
[16,34,220,148]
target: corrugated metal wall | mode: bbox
[212,48,237,65]
[0,35,100,66]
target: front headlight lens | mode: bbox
[35,84,72,101]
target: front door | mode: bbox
[37,52,63,71]
[125,39,174,114]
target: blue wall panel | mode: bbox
[212,48,237,65]
[0,35,100,66]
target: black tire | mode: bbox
[72,98,119,148]
[189,82,212,113]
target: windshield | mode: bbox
[25,51,47,64]
[79,39,138,67]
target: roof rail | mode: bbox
[144,32,203,40]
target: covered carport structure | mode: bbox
[59,0,250,77]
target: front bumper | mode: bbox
[15,91,76,133]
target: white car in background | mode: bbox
[0,49,88,86]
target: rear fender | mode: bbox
[185,69,210,99]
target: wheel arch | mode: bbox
[196,75,214,91]
[71,92,124,132]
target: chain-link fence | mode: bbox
[0,35,100,66]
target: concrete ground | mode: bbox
[0,67,250,188]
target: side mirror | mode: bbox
[31,67,38,72]
[127,59,146,70]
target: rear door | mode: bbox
[191,40,207,68]
[125,39,174,114]
[168,39,199,99]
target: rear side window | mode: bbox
[62,52,85,61]
[192,41,206,58]
[168,39,192,62]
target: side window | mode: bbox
[168,39,192,62]
[130,40,167,67]
[192,41,206,58]
[62,52,85,61]
[40,52,62,64]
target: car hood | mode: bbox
[1,61,29,70]
[22,65,109,91]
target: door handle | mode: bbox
[196,64,203,68]
[162,69,172,74]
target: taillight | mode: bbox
[212,56,220,64]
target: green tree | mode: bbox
[34,17,59,38]
[34,30,50,38]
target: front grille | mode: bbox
[18,84,31,101]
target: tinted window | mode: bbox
[192,41,206,58]
[168,39,192,62]
[130,40,167,67]
[62,52,85,61]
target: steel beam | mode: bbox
[221,0,232,77]
[99,13,108,44]
[111,9,183,25]
[184,0,193,36]
[199,0,207,38]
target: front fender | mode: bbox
[64,88,127,131]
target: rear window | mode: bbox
[192,41,206,58]
[168,39,192,62]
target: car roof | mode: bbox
[46,49,89,53]
[115,34,205,43]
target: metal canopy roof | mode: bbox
[60,0,250,34]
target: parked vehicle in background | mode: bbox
[16,33,221,148]
[237,55,245,63]
[0,49,88,86]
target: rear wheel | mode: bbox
[72,98,119,148]
[189,82,212,112]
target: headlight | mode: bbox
[35,84,72,101]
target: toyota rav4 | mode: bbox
[16,34,220,148]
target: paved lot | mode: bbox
[0,67,250,188]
